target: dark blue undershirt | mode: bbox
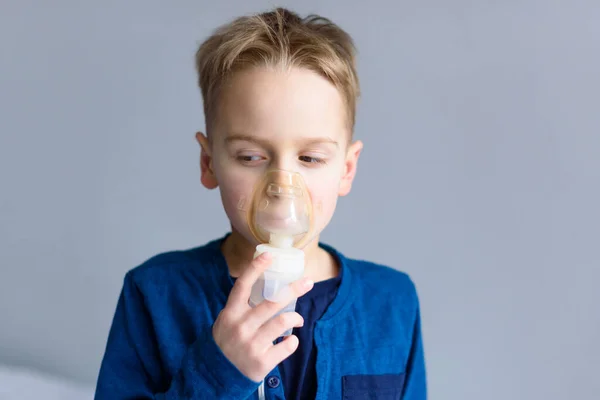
[278,272,341,400]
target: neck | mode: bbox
[221,228,339,282]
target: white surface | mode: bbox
[0,365,94,400]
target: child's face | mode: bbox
[197,66,362,247]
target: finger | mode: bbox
[226,252,272,309]
[256,311,304,345]
[250,277,314,325]
[265,334,300,365]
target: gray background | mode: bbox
[1,0,598,399]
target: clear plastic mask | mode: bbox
[238,169,317,248]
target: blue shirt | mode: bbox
[95,235,427,399]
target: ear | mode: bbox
[338,139,363,197]
[195,132,218,189]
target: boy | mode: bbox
[95,7,426,400]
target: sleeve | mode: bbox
[401,285,427,400]
[94,272,260,400]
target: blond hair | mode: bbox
[195,7,359,134]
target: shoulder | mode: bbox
[115,238,228,338]
[124,238,222,290]
[347,257,418,303]
[323,242,420,312]
[329,247,422,346]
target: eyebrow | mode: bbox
[224,133,339,148]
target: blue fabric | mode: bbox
[95,235,427,399]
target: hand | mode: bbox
[212,252,314,382]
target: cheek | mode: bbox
[219,176,246,209]
[306,159,344,202]
[214,156,254,204]
[213,161,258,234]
[305,169,343,232]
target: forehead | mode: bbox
[212,66,349,143]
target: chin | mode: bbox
[229,222,260,247]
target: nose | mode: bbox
[266,183,302,199]
[270,152,298,175]
[265,170,303,199]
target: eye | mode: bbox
[238,155,261,162]
[299,155,326,165]
[236,154,266,165]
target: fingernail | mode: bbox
[257,252,271,262]
[304,279,314,289]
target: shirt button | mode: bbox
[267,376,280,388]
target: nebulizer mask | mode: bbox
[238,169,318,336]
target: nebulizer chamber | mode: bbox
[242,169,313,337]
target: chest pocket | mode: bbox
[342,373,406,400]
